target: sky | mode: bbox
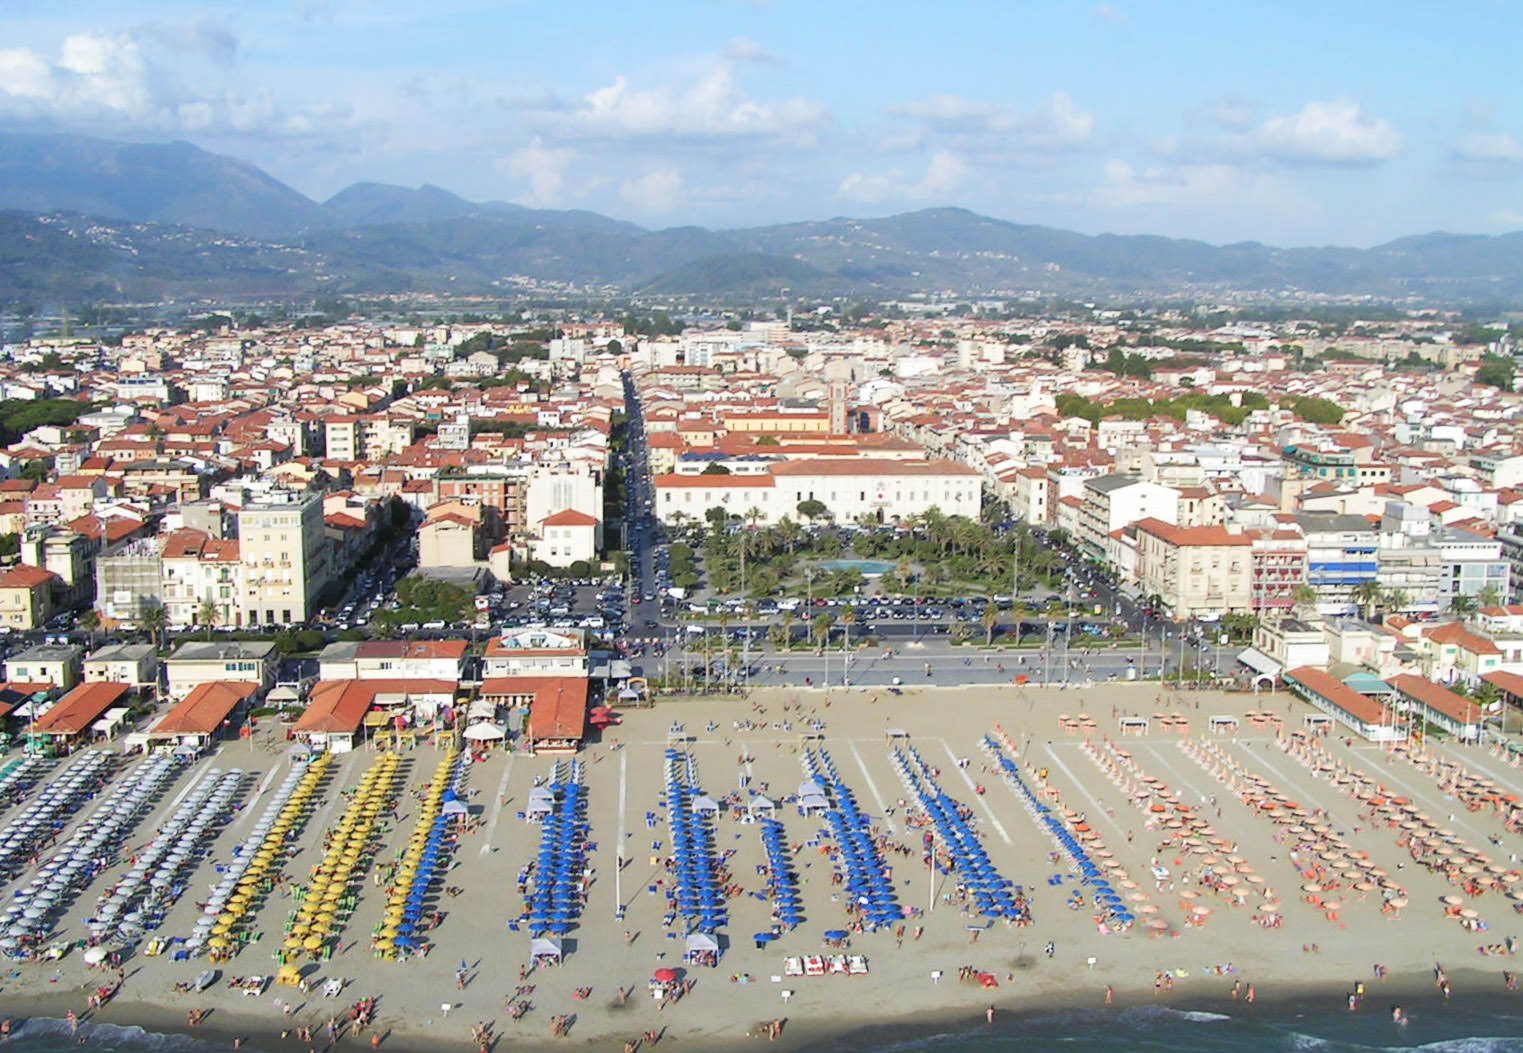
[2,0,1522,246]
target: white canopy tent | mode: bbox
[690,795,720,815]
[463,723,505,741]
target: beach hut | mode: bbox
[530,937,562,965]
[684,932,720,965]
[690,795,720,816]
[747,796,776,818]
[462,723,505,743]
[525,786,555,821]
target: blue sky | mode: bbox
[2,0,1522,245]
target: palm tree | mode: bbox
[812,611,834,651]
[1290,584,1318,620]
[139,602,168,650]
[1352,580,1384,621]
[781,609,796,650]
[78,608,101,653]
[981,599,999,645]
[895,557,914,595]
[1477,584,1503,610]
[1448,592,1478,619]
[1384,588,1409,618]
[198,596,220,640]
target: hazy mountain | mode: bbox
[8,133,1523,303]
[0,132,331,240]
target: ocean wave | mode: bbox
[11,1016,237,1052]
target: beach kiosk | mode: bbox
[31,681,130,755]
[294,680,374,753]
[147,681,258,753]
[530,937,562,967]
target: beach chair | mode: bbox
[804,956,825,976]
[784,957,803,977]
[847,955,868,975]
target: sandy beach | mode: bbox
[0,681,1520,1052]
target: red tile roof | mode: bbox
[1285,666,1395,728]
[34,682,129,735]
[541,509,598,527]
[153,681,258,737]
[1387,674,1483,728]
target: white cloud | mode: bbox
[500,137,577,207]
[838,150,968,204]
[0,32,340,141]
[1453,130,1523,164]
[1253,99,1403,165]
[558,66,827,145]
[620,167,684,212]
[893,90,1093,146]
[723,37,783,66]
[1088,159,1242,207]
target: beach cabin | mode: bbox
[294,680,375,753]
[690,795,720,816]
[1387,675,1484,742]
[1482,670,1523,728]
[525,786,555,821]
[796,778,829,816]
[30,681,130,754]
[148,681,259,753]
[684,932,720,966]
[524,678,590,755]
[1283,666,1404,743]
[746,795,776,819]
[530,937,562,966]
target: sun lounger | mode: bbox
[783,957,803,977]
[803,955,825,976]
[827,955,847,975]
[243,976,268,996]
[847,955,868,975]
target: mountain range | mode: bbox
[5,131,1523,305]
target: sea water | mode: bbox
[812,1000,1523,1053]
[4,1000,1523,1052]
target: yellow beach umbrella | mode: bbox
[302,935,324,951]
[208,936,230,949]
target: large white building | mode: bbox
[238,491,331,627]
[654,458,981,526]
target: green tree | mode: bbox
[1291,584,1319,619]
[981,600,999,645]
[811,611,834,650]
[198,596,220,640]
[1475,356,1516,391]
[78,608,101,651]
[1352,580,1384,622]
[796,499,828,523]
[140,602,168,649]
[1449,592,1477,618]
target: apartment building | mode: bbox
[1134,518,1253,619]
[1077,474,1179,557]
[237,491,330,627]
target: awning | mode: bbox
[463,723,504,741]
[530,937,562,959]
[1237,647,1282,677]
[685,933,719,953]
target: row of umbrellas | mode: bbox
[0,756,49,812]
[757,819,803,929]
[893,744,1021,921]
[1098,738,1263,921]
[986,735,1136,930]
[283,752,401,959]
[0,751,113,881]
[374,749,463,960]
[664,750,728,933]
[525,760,589,939]
[190,753,335,956]
[1186,737,1405,918]
[90,767,250,944]
[1,752,188,956]
[804,748,902,929]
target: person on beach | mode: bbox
[1104,985,1113,1005]
[986,1005,995,1024]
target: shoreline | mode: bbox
[2,963,1517,1052]
[0,683,1520,1053]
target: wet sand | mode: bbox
[0,682,1519,1051]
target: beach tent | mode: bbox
[463,723,505,741]
[466,698,498,721]
[526,787,555,819]
[747,796,776,817]
[797,778,826,798]
[690,795,720,815]
[530,937,562,962]
[685,932,719,955]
